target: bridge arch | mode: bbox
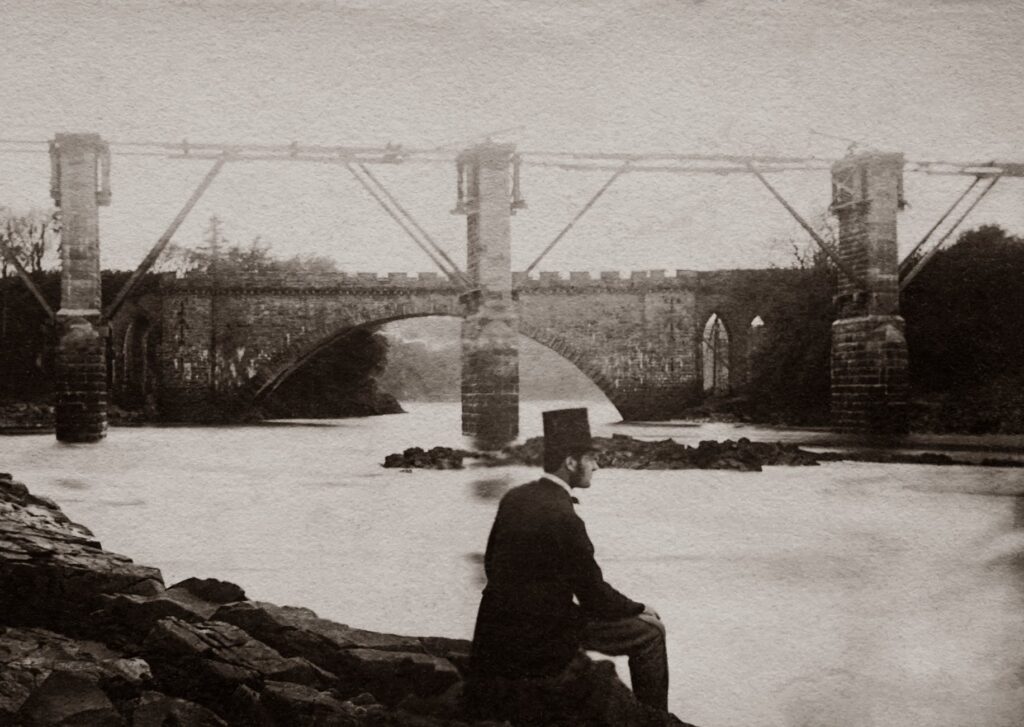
[252,314,622,416]
[253,312,462,400]
[516,321,623,416]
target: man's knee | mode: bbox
[637,614,666,641]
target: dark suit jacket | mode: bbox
[469,478,644,679]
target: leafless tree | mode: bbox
[0,207,60,277]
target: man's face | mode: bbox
[567,452,600,489]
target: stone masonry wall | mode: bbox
[54,319,108,441]
[155,276,462,419]
[119,267,803,422]
[831,316,909,434]
[517,287,698,419]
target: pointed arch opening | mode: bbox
[121,316,156,407]
[749,314,766,355]
[702,313,730,395]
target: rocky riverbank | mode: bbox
[382,435,1024,471]
[0,473,690,726]
[0,402,54,434]
[0,402,152,434]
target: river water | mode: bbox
[4,401,1024,727]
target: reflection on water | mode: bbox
[464,551,487,589]
[3,401,1024,727]
[471,477,511,501]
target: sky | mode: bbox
[0,0,1022,273]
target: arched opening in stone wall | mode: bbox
[702,313,730,395]
[749,315,766,355]
[120,316,157,408]
[253,314,619,420]
[379,317,617,416]
[745,315,770,391]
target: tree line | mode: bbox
[744,224,1024,433]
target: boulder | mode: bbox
[93,577,249,648]
[465,654,695,727]
[0,402,53,433]
[15,669,125,726]
[212,601,460,705]
[220,682,384,726]
[0,476,164,636]
[141,617,337,707]
[0,626,152,720]
[382,447,470,470]
[419,636,472,674]
[384,435,825,472]
[212,600,422,668]
[259,680,360,725]
[94,592,213,647]
[336,648,461,706]
[169,576,247,605]
[127,690,226,727]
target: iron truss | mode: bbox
[1,138,1022,177]
[2,137,1021,307]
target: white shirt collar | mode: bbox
[542,472,574,498]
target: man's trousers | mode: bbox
[581,614,669,711]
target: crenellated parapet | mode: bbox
[161,267,797,295]
[514,269,700,289]
[514,268,796,291]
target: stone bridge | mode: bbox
[111,266,796,429]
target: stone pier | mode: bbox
[459,143,519,444]
[830,151,909,434]
[51,133,110,442]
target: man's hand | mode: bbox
[638,605,663,631]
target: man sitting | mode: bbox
[468,408,670,715]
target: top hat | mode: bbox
[542,408,594,463]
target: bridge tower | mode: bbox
[50,133,112,442]
[459,142,519,445]
[830,151,908,434]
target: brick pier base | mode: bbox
[55,317,108,442]
[831,315,908,434]
[461,301,519,446]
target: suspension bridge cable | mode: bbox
[900,174,1003,290]
[523,162,631,276]
[898,176,981,274]
[355,163,469,285]
[343,163,466,288]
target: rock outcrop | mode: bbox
[383,434,1024,471]
[0,402,54,434]
[384,435,821,472]
[382,447,472,470]
[0,471,692,726]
